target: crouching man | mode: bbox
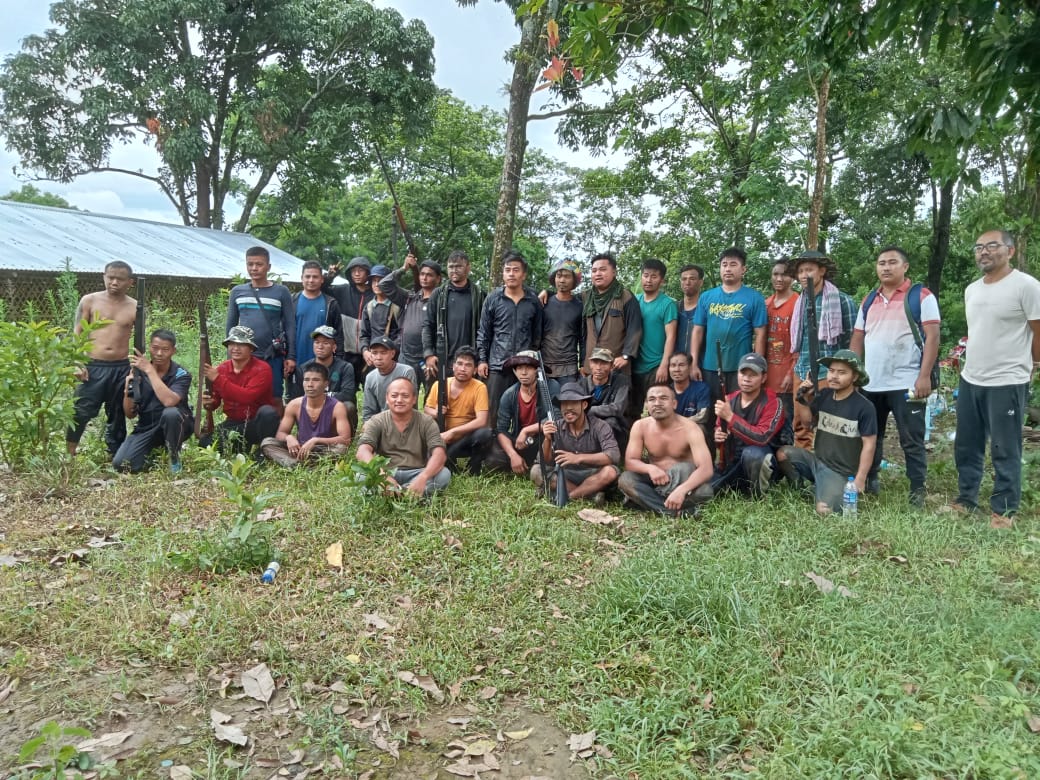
[423,346,493,476]
[201,326,279,455]
[113,329,193,474]
[777,350,877,515]
[533,382,621,503]
[356,377,450,497]
[619,383,714,517]
[261,362,351,467]
[712,352,785,496]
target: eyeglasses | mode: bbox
[973,241,1010,254]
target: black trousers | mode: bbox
[113,407,193,472]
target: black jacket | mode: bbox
[476,287,544,372]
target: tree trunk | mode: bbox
[196,158,212,229]
[928,176,955,295]
[807,69,830,251]
[489,5,551,284]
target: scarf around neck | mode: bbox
[583,279,624,319]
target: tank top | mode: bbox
[299,395,339,442]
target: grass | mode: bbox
[1,421,1038,778]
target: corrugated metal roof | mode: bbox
[0,200,307,280]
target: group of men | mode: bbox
[67,229,1040,521]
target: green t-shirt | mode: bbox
[634,293,678,373]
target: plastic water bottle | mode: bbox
[925,391,946,442]
[261,561,280,584]
[842,477,858,517]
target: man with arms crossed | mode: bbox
[951,229,1040,522]
[619,383,715,517]
[357,377,451,498]
[67,260,137,457]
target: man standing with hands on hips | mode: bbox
[950,230,1040,523]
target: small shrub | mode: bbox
[0,319,101,471]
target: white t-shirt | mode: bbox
[855,282,941,392]
[962,269,1040,386]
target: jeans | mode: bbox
[779,445,847,513]
[393,466,451,496]
[711,445,774,495]
[618,462,714,516]
[954,378,1027,516]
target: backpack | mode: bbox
[860,283,940,389]
[365,298,401,336]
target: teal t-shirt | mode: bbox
[693,285,767,371]
[634,293,678,374]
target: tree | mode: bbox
[0,0,436,231]
[0,185,75,209]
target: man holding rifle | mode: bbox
[113,329,193,474]
[67,260,137,458]
[423,346,492,476]
[534,382,620,505]
[788,250,856,449]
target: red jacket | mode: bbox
[211,357,275,422]
[716,387,785,452]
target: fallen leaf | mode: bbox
[169,767,193,780]
[0,677,18,704]
[0,554,24,567]
[371,731,400,759]
[364,613,392,631]
[168,610,196,628]
[256,507,284,522]
[444,534,463,550]
[568,731,596,752]
[479,685,497,700]
[77,731,133,752]
[210,708,232,726]
[394,595,413,610]
[701,691,714,711]
[86,535,121,548]
[241,663,276,704]
[325,542,343,569]
[344,654,361,665]
[1027,714,1040,733]
[577,508,620,525]
[447,717,472,727]
[444,761,491,777]
[213,722,248,746]
[804,571,856,598]
[990,514,1014,530]
[397,671,445,702]
[465,738,498,756]
[886,555,909,565]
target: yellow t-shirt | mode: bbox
[425,378,489,431]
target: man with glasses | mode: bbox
[950,230,1040,523]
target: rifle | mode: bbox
[715,339,729,469]
[130,277,146,404]
[436,319,447,432]
[536,351,568,507]
[372,142,418,259]
[805,275,821,385]
[194,300,215,439]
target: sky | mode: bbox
[0,0,601,226]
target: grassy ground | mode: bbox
[1,421,1038,778]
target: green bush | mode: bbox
[0,319,99,470]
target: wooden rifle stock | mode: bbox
[194,301,215,439]
[536,352,568,507]
[436,323,447,432]
[715,339,729,469]
[131,277,146,404]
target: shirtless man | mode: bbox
[618,382,715,516]
[67,260,138,456]
[261,362,351,468]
